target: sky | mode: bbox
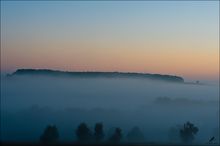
[1,1,219,81]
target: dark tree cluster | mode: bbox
[40,125,59,144]
[75,123,122,143]
[179,121,199,143]
[76,122,93,142]
[40,121,200,144]
[94,123,105,142]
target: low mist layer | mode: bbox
[1,75,219,144]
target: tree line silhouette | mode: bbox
[40,121,200,144]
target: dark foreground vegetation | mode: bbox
[2,143,217,146]
[1,121,218,146]
[39,122,199,144]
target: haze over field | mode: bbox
[0,0,219,145]
[1,72,219,143]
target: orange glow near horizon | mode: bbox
[2,39,219,81]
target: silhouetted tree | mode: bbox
[76,122,92,142]
[109,127,122,143]
[127,126,144,143]
[94,122,104,142]
[40,125,59,144]
[179,121,199,143]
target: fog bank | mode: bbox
[1,76,219,144]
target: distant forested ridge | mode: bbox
[8,69,184,83]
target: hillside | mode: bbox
[8,69,184,83]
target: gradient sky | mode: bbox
[1,1,219,81]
